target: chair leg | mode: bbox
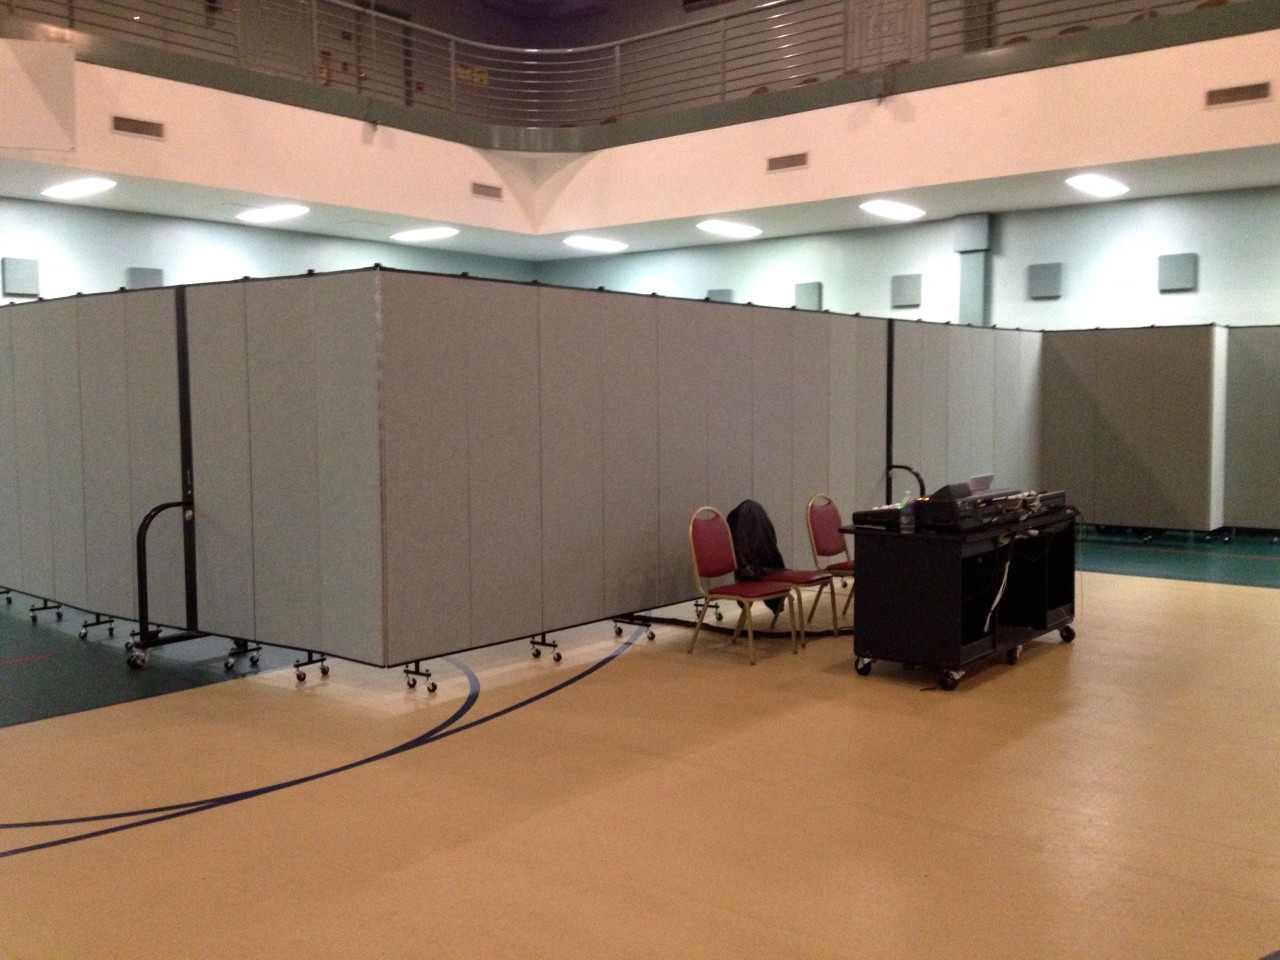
[789,590,800,653]
[689,596,710,654]
[807,580,827,624]
[841,584,854,617]
[743,602,757,664]
[731,606,747,643]
[828,576,839,634]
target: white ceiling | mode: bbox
[4,143,1279,264]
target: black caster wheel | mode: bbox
[1060,625,1076,642]
[127,651,147,669]
[55,611,62,622]
[224,658,235,671]
[249,653,260,666]
[79,629,88,640]
[407,676,417,689]
[1005,645,1022,665]
[553,651,562,662]
[715,611,724,622]
[296,670,306,682]
[29,613,36,623]
[614,625,623,637]
[320,663,330,677]
[125,639,135,651]
[108,627,115,637]
[939,671,961,691]
[854,657,873,676]
[532,647,541,659]
[427,681,437,693]
[646,630,655,641]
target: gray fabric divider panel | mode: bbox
[750,307,795,557]
[992,331,1042,490]
[1039,332,1099,522]
[890,322,943,496]
[829,316,889,513]
[313,273,384,663]
[10,304,55,598]
[0,311,19,586]
[78,295,135,618]
[465,280,542,649]
[380,272,472,663]
[538,287,607,630]
[600,295,661,616]
[703,306,753,514]
[1091,327,1219,530]
[657,300,710,602]
[1224,327,1280,529]
[946,327,997,483]
[44,299,89,609]
[186,282,256,641]
[246,277,321,652]
[790,311,831,567]
[125,290,184,627]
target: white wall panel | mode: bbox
[44,300,88,608]
[312,273,384,664]
[0,311,19,587]
[380,272,473,664]
[1224,327,1280,530]
[11,305,55,599]
[77,295,134,618]
[187,282,256,641]
[466,281,542,647]
[125,290,183,627]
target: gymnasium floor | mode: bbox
[1,531,1279,958]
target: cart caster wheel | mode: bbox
[1005,645,1022,665]
[29,613,36,623]
[79,628,88,640]
[108,626,115,637]
[854,657,873,676]
[296,670,306,682]
[939,670,961,691]
[553,651,562,662]
[427,681,437,693]
[320,663,330,677]
[715,611,724,621]
[532,646,541,659]
[250,653,260,666]
[125,639,135,651]
[1060,625,1076,642]
[127,651,148,669]
[646,630,656,640]
[55,611,62,621]
[224,657,235,671]
[614,625,623,637]
[407,676,417,689]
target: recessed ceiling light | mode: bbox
[697,219,763,240]
[563,235,628,253]
[236,203,310,224]
[1065,173,1130,198]
[391,226,460,243]
[40,177,117,200]
[859,199,926,222]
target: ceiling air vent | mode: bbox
[767,152,808,172]
[471,182,503,200]
[112,115,165,138]
[1205,82,1270,106]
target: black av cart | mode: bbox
[843,499,1077,690]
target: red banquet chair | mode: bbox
[688,506,797,665]
[806,493,856,625]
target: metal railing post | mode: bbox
[310,0,321,84]
[449,37,457,110]
[719,17,727,102]
[613,43,622,119]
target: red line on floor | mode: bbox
[0,654,55,667]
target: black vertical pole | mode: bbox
[885,318,895,506]
[174,286,199,630]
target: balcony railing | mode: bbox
[0,0,1261,129]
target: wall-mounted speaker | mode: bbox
[1027,262,1063,300]
[891,274,922,309]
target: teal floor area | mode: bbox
[1076,526,1280,588]
[0,593,298,729]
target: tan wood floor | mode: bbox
[1,571,1279,959]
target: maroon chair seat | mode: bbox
[807,493,856,627]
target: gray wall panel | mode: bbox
[312,273,384,664]
[246,278,321,651]
[657,300,709,601]
[380,272,472,664]
[0,312,19,587]
[600,296,661,615]
[829,316,889,516]
[77,296,134,618]
[703,307,754,515]
[538,287,606,629]
[750,308,795,557]
[44,301,88,608]
[791,312,831,567]
[1224,327,1280,529]
[1040,332,1099,520]
[187,282,256,640]
[125,291,183,627]
[466,281,542,647]
[992,332,1042,491]
[11,305,55,598]
[947,327,997,483]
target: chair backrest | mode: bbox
[689,507,738,581]
[807,494,849,563]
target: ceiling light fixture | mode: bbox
[236,203,310,224]
[697,219,763,240]
[40,177,117,200]
[1065,173,1130,198]
[391,226,460,243]
[859,199,926,222]
[563,235,628,253]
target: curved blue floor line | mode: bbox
[0,630,640,859]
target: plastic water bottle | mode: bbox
[900,490,915,533]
